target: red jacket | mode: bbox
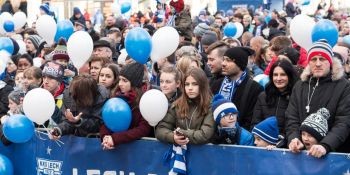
[170,0,184,14]
[100,90,151,145]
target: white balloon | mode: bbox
[36,15,57,45]
[118,49,128,65]
[139,89,168,126]
[151,26,179,62]
[13,12,27,30]
[23,88,55,125]
[111,2,121,16]
[16,39,26,54]
[33,57,43,67]
[67,31,93,69]
[0,12,13,34]
[0,50,11,74]
[159,0,168,3]
[290,14,315,50]
[233,22,244,39]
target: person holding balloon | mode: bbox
[50,74,110,139]
[156,68,215,145]
[251,59,297,147]
[100,62,151,149]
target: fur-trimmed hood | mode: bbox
[300,57,344,82]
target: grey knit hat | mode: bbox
[27,35,43,49]
[119,62,144,88]
[300,108,330,142]
[8,89,25,105]
[201,31,218,46]
[193,23,210,37]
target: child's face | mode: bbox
[220,113,237,127]
[185,76,199,99]
[55,59,68,67]
[8,99,18,113]
[254,135,271,147]
[15,72,24,88]
[301,131,318,150]
[23,74,42,91]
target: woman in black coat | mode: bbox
[251,59,298,139]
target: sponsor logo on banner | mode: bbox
[37,158,63,175]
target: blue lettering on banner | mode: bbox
[0,135,349,175]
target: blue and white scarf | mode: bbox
[219,71,247,101]
[163,144,187,175]
[166,15,176,27]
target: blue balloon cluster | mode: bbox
[3,20,14,33]
[102,98,132,132]
[121,2,131,14]
[2,114,35,143]
[55,20,74,42]
[223,22,237,37]
[125,27,152,64]
[0,154,13,175]
[0,37,14,54]
[311,19,338,47]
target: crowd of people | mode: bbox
[0,0,349,168]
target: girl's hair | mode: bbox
[98,63,120,94]
[88,56,112,67]
[69,74,99,108]
[176,55,202,76]
[265,59,298,106]
[160,66,181,83]
[23,66,43,84]
[174,68,212,119]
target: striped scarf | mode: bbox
[163,144,187,175]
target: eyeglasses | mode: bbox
[223,113,238,120]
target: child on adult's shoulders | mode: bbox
[299,108,330,158]
[252,116,279,150]
[211,94,254,146]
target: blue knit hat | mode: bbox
[40,3,50,15]
[212,94,238,125]
[252,116,279,145]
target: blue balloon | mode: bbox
[312,19,338,47]
[102,98,132,132]
[54,20,74,43]
[3,20,14,33]
[302,0,310,5]
[3,114,35,143]
[121,2,132,14]
[125,27,152,64]
[343,35,350,46]
[223,22,237,37]
[0,37,13,54]
[0,154,13,175]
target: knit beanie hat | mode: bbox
[300,108,330,142]
[224,47,255,71]
[307,39,334,66]
[333,45,349,65]
[27,35,43,49]
[212,94,238,125]
[193,23,210,37]
[42,61,64,82]
[201,31,218,46]
[40,3,50,15]
[252,116,279,145]
[119,62,144,88]
[8,89,25,105]
[52,38,69,61]
[73,7,81,15]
